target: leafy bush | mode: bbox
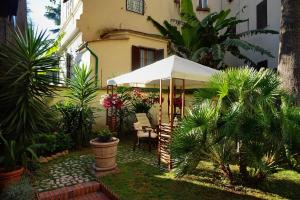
[171,68,300,184]
[54,101,94,148]
[55,132,73,152]
[0,177,35,200]
[0,134,39,172]
[96,129,113,142]
[33,132,73,156]
[33,133,56,155]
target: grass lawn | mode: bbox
[33,138,300,199]
[101,160,300,200]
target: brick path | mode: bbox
[38,181,117,200]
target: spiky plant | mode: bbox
[148,0,278,69]
[64,65,98,147]
[0,26,59,143]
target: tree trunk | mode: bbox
[278,0,300,103]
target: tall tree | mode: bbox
[44,1,61,33]
[278,0,300,103]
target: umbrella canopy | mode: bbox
[107,55,218,88]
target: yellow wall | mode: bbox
[87,31,168,88]
[50,88,194,132]
[78,0,180,41]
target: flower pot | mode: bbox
[0,167,24,190]
[90,137,119,172]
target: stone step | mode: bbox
[71,192,110,200]
[38,181,115,200]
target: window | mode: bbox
[257,0,268,29]
[197,0,209,11]
[65,0,74,19]
[199,0,208,9]
[126,0,144,15]
[132,46,164,71]
[66,53,73,79]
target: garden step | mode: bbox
[38,181,117,200]
[71,192,110,200]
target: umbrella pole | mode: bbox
[181,79,185,118]
[158,79,162,166]
[169,78,174,127]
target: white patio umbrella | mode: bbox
[106,55,218,170]
[107,55,218,88]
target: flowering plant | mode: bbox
[100,94,124,109]
[129,88,161,113]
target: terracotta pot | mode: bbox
[90,137,119,172]
[0,167,24,190]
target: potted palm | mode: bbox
[90,129,119,171]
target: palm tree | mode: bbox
[171,68,300,183]
[278,0,300,103]
[148,0,277,69]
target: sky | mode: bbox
[28,0,58,36]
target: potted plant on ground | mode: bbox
[90,129,119,171]
[0,134,38,190]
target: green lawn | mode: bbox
[101,160,300,200]
[33,138,300,199]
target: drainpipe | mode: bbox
[85,44,100,87]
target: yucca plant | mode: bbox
[63,65,98,147]
[0,26,59,143]
[148,0,278,69]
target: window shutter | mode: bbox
[155,49,164,61]
[257,0,267,29]
[132,46,140,71]
[66,53,71,78]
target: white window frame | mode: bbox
[126,0,144,15]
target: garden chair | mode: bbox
[133,113,158,152]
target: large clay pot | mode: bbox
[0,167,24,190]
[90,137,119,171]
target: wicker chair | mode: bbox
[133,113,158,152]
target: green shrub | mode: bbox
[55,132,73,152]
[96,129,113,142]
[33,133,57,156]
[54,101,94,148]
[0,178,35,200]
[171,68,300,184]
[33,132,73,156]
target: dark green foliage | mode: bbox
[171,68,300,183]
[0,134,40,172]
[0,26,59,143]
[0,177,35,200]
[54,102,94,148]
[96,129,113,142]
[44,1,61,33]
[148,0,278,69]
[33,132,73,156]
[53,65,98,148]
[55,132,73,152]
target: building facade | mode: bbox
[59,0,280,87]
[0,0,27,43]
